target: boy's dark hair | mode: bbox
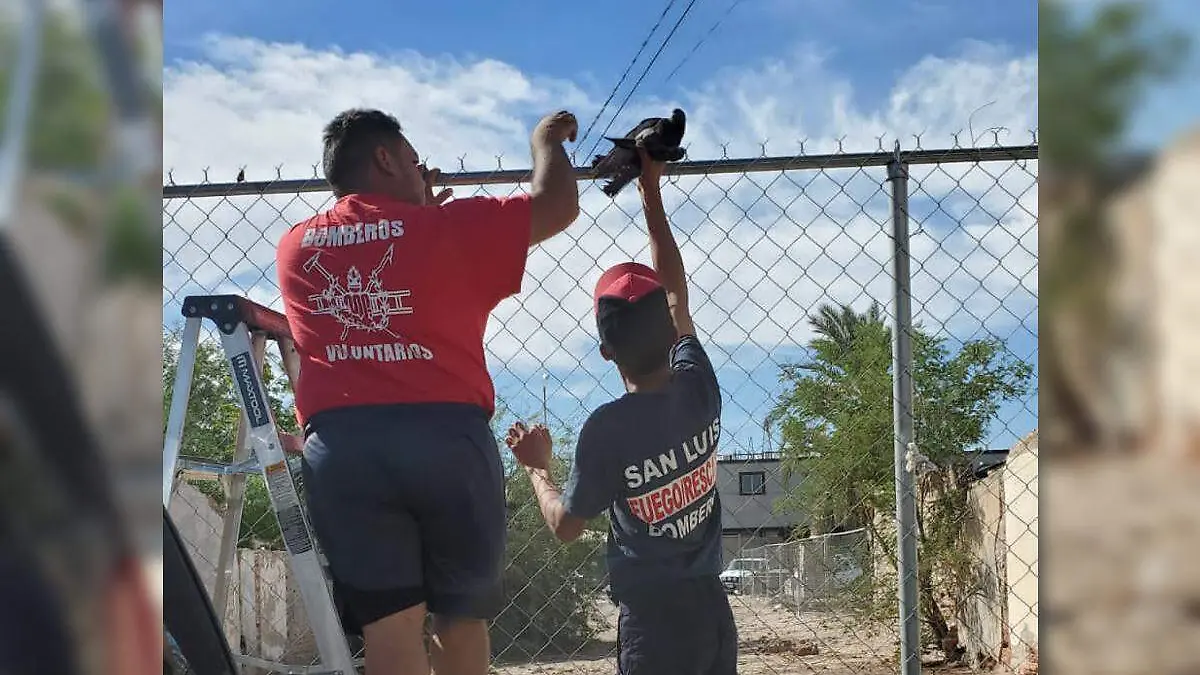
[322,109,405,196]
[593,263,676,379]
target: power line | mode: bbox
[661,0,746,84]
[573,0,680,162]
[582,0,701,162]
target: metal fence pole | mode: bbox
[887,143,921,675]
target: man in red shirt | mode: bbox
[276,108,580,675]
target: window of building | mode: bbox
[739,471,766,495]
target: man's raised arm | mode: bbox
[637,148,694,337]
[529,111,581,246]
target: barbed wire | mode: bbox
[162,130,1039,195]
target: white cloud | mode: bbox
[163,34,1038,383]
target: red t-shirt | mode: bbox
[276,192,532,426]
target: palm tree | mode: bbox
[807,301,885,352]
[765,301,888,447]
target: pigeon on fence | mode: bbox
[591,109,687,197]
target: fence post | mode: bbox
[887,142,921,675]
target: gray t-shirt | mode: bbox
[562,335,724,596]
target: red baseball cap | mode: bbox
[593,262,664,316]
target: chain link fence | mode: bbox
[738,529,873,608]
[162,135,1038,675]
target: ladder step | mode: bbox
[177,456,262,477]
[176,455,304,479]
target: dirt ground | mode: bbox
[493,594,971,675]
[1042,456,1200,675]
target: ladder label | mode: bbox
[263,461,314,555]
[264,461,298,509]
[276,505,314,555]
[230,351,270,428]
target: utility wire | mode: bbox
[573,0,680,162]
[582,0,701,162]
[662,0,745,84]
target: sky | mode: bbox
[1063,0,1200,150]
[160,0,1043,461]
[1122,0,1200,150]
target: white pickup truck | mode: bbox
[719,557,770,594]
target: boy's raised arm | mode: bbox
[637,148,694,337]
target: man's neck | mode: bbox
[624,367,671,394]
[346,190,412,204]
[341,182,419,206]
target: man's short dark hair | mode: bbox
[322,108,405,196]
[597,288,676,378]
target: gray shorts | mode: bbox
[300,403,506,629]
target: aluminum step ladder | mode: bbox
[162,294,357,675]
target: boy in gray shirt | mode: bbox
[507,148,736,675]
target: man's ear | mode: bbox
[373,145,397,177]
[599,344,613,362]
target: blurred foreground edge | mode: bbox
[1041,125,1200,675]
[0,238,160,673]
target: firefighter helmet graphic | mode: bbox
[303,243,413,340]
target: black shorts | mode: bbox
[300,403,506,631]
[616,576,737,675]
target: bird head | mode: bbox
[659,109,686,148]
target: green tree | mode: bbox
[489,408,609,660]
[163,328,296,548]
[769,303,1032,656]
[0,8,160,284]
[1040,0,1190,318]
[1040,0,1188,169]
[0,10,109,171]
[1040,1,1190,454]
[808,301,885,353]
